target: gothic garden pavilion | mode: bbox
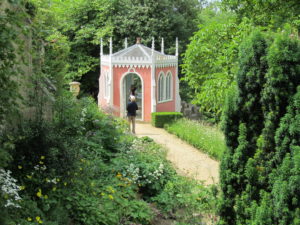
[98,38,181,122]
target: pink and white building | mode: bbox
[98,37,181,122]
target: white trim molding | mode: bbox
[157,71,165,103]
[119,71,144,121]
[165,71,173,101]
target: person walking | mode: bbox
[127,95,138,134]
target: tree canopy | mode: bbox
[222,0,300,31]
[30,0,203,97]
[182,8,253,118]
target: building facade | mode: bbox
[98,38,181,122]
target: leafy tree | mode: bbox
[222,0,300,31]
[112,0,201,53]
[182,8,253,119]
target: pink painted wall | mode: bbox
[155,66,176,112]
[99,65,178,121]
[113,67,152,122]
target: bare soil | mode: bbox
[135,123,219,185]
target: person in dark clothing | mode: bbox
[130,85,137,96]
[127,95,138,134]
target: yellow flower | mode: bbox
[100,192,105,196]
[56,178,60,182]
[79,167,83,171]
[44,195,48,199]
[52,186,57,191]
[27,217,32,221]
[116,173,122,178]
[64,182,67,186]
[36,216,43,224]
[36,189,42,198]
[18,165,22,169]
[108,195,114,200]
[20,185,26,190]
[39,161,44,165]
[41,156,45,160]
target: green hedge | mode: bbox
[151,112,183,128]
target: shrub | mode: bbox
[152,175,219,223]
[219,30,269,224]
[151,112,183,128]
[1,92,219,225]
[220,29,300,224]
[112,138,176,198]
[2,95,155,225]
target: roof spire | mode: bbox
[161,38,164,54]
[100,38,103,56]
[151,37,155,56]
[136,37,141,44]
[109,37,113,55]
[124,37,128,49]
[175,37,178,56]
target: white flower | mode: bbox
[0,169,22,208]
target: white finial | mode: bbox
[151,37,155,55]
[125,37,128,49]
[100,38,103,56]
[161,38,164,54]
[109,37,113,55]
[175,37,178,56]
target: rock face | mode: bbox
[180,101,202,120]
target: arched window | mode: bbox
[158,73,165,102]
[165,72,172,100]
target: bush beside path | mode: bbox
[135,123,219,185]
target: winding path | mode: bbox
[135,123,219,185]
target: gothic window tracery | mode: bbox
[158,72,165,102]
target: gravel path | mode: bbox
[135,123,219,185]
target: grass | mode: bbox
[164,118,226,160]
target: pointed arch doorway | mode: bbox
[120,72,143,120]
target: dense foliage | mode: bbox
[183,0,299,121]
[0,0,23,132]
[0,92,219,224]
[182,8,253,119]
[220,30,300,225]
[222,0,300,31]
[2,0,300,224]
